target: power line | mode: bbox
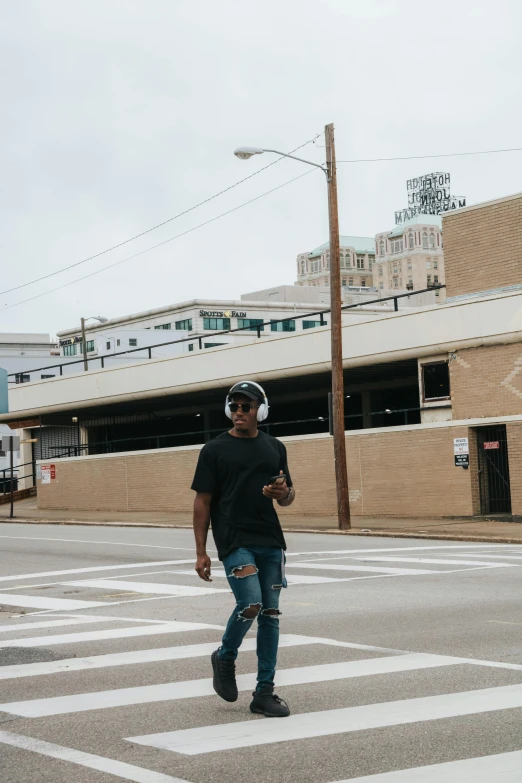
[0,134,322,298]
[338,145,522,164]
[1,168,317,314]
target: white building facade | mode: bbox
[296,236,376,289]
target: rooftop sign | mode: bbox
[395,172,466,224]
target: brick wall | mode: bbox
[506,422,522,517]
[450,343,522,420]
[443,193,522,300]
[37,425,476,518]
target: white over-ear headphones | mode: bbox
[225,381,269,422]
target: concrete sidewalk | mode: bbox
[1,497,521,543]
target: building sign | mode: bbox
[395,172,466,224]
[50,464,56,479]
[59,336,82,347]
[483,441,500,450]
[454,437,469,468]
[41,465,51,484]
[199,310,247,318]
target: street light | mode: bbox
[80,316,108,371]
[233,124,351,530]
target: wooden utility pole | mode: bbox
[325,123,351,530]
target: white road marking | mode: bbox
[0,620,223,649]
[349,556,519,567]
[286,563,439,575]
[0,594,107,610]
[170,569,345,585]
[0,653,460,717]
[0,617,122,634]
[285,544,516,557]
[0,634,316,681]
[329,750,522,782]
[439,553,522,561]
[63,579,228,597]
[0,559,197,583]
[0,533,212,553]
[128,682,522,755]
[0,730,190,783]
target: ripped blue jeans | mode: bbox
[219,546,287,691]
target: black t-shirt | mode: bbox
[191,430,292,560]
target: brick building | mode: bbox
[2,192,522,521]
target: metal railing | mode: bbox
[8,285,445,381]
[0,460,36,495]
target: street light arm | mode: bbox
[262,149,327,174]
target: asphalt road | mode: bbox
[0,522,521,783]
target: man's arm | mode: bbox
[277,484,295,507]
[193,492,213,581]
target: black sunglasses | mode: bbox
[229,402,259,413]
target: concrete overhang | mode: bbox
[3,290,522,422]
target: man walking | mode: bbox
[192,380,295,717]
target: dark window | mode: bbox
[86,340,95,352]
[237,318,264,332]
[117,339,120,346]
[63,344,77,356]
[154,323,171,330]
[204,342,226,348]
[270,320,296,332]
[15,374,30,384]
[175,319,193,331]
[203,317,230,330]
[129,338,138,347]
[303,320,327,329]
[422,362,450,400]
[41,374,55,379]
[188,344,194,352]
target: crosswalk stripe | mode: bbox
[329,749,522,782]
[0,730,189,783]
[0,617,120,634]
[0,653,460,717]
[64,579,228,596]
[0,593,108,610]
[286,563,438,575]
[285,544,515,557]
[127,682,522,755]
[0,620,223,649]
[350,556,518,567]
[0,559,198,583]
[171,569,344,585]
[0,634,315,681]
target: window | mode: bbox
[237,318,264,332]
[422,362,450,400]
[379,283,384,289]
[175,319,192,331]
[342,278,347,286]
[356,255,364,269]
[422,231,428,248]
[429,234,435,248]
[434,275,439,284]
[204,342,226,348]
[63,344,77,356]
[361,279,367,286]
[408,234,414,249]
[433,261,438,270]
[41,374,55,379]
[154,323,171,330]
[188,344,194,352]
[86,340,95,352]
[106,341,111,350]
[427,275,432,287]
[378,266,383,276]
[15,373,30,384]
[407,261,412,269]
[426,261,431,269]
[392,240,403,253]
[129,338,138,347]
[116,339,120,346]
[271,320,295,332]
[348,277,354,285]
[303,320,326,329]
[369,256,374,269]
[203,317,230,330]
[324,278,329,286]
[379,240,384,256]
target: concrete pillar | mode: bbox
[18,428,34,489]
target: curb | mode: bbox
[2,517,521,545]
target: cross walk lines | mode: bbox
[348,556,519,567]
[0,620,223,649]
[63,579,229,597]
[170,568,345,584]
[0,559,199,583]
[0,593,109,610]
[0,616,124,634]
[0,653,460,717]
[328,749,522,782]
[285,563,439,575]
[128,682,522,755]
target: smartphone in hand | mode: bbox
[269,474,287,485]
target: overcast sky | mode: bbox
[1,0,521,337]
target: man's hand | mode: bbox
[262,470,289,501]
[195,554,212,581]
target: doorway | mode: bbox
[476,425,511,515]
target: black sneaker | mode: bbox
[211,649,238,702]
[250,686,290,717]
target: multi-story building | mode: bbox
[374,215,444,298]
[296,236,376,289]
